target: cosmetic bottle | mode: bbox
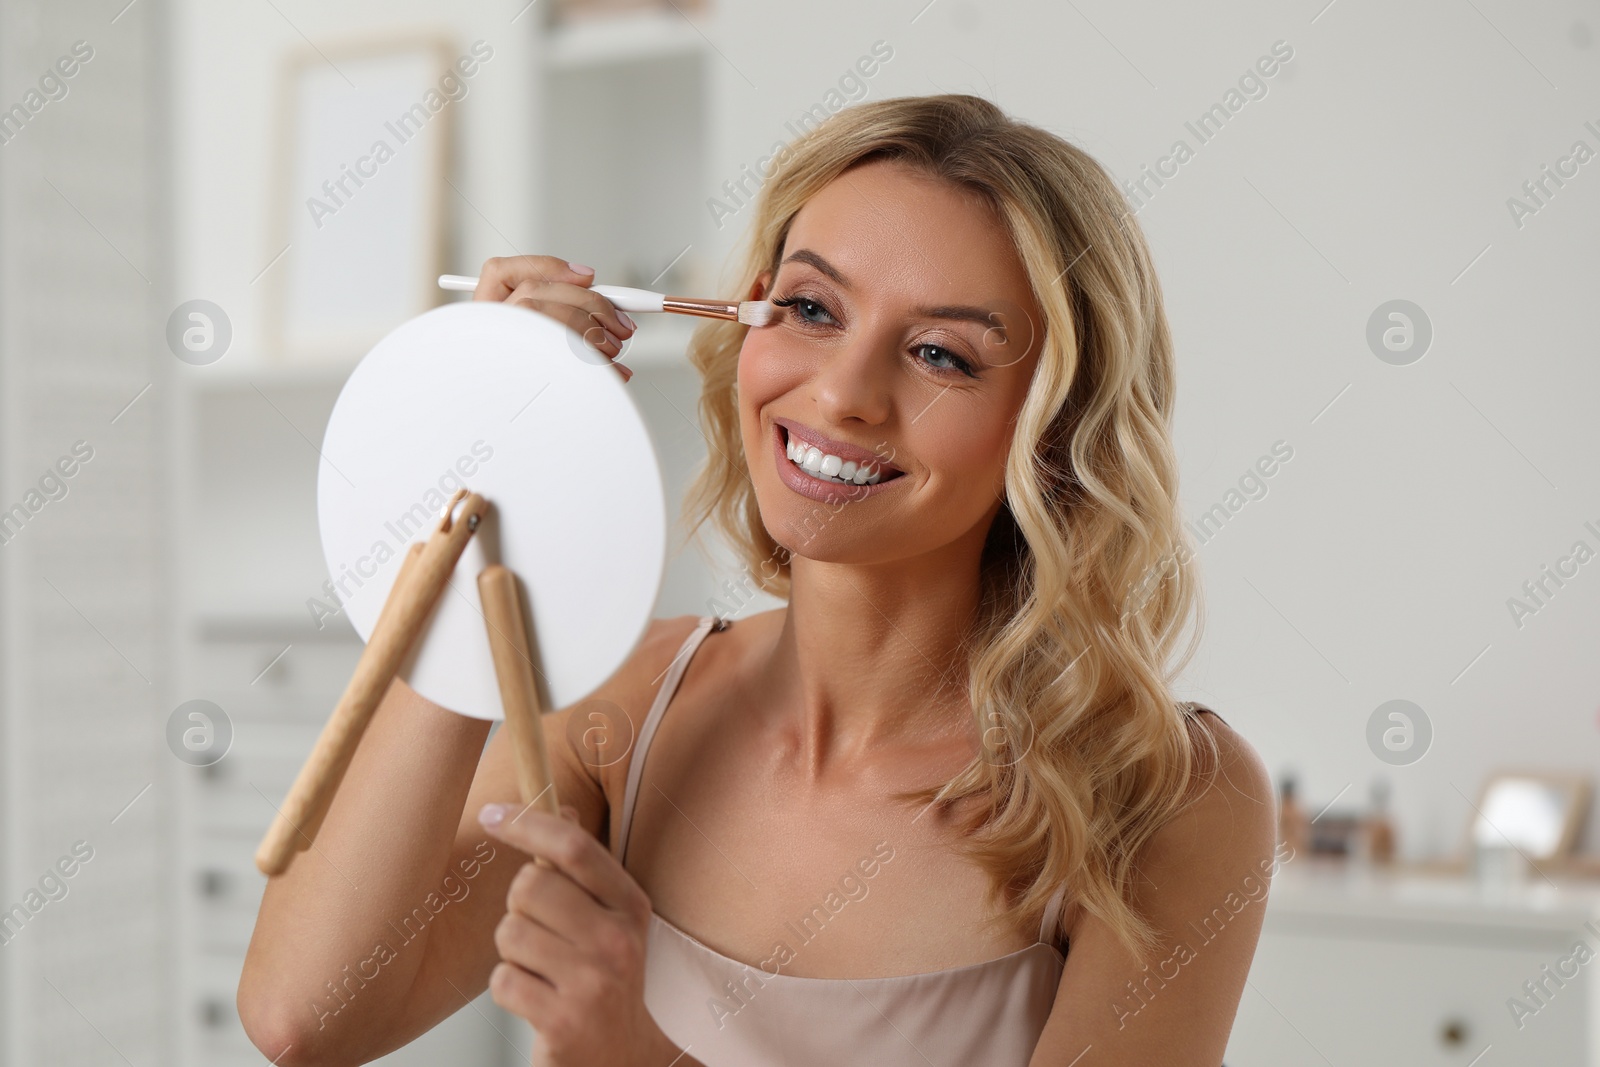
[1277,772,1310,855]
[1362,776,1397,866]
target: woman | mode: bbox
[239,93,1277,1067]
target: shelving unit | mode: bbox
[169,6,735,1065]
[539,14,714,297]
[544,9,705,69]
[532,5,743,618]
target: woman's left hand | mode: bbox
[477,801,686,1067]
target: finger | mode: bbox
[503,858,598,950]
[473,255,594,302]
[505,289,624,359]
[535,280,636,340]
[526,293,624,359]
[496,275,634,343]
[494,908,582,987]
[479,803,647,916]
[488,959,556,1030]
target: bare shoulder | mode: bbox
[1056,709,1276,939]
[463,614,706,819]
[1148,709,1277,869]
[1033,709,1280,1063]
[1184,713,1267,825]
[604,614,709,709]
[584,614,709,799]
[561,609,775,831]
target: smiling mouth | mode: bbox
[781,426,904,486]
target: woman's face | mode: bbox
[737,157,1045,569]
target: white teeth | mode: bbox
[784,427,887,485]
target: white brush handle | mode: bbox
[437,275,665,314]
[590,285,665,313]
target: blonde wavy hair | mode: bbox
[680,93,1219,961]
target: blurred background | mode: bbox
[1,0,1597,1064]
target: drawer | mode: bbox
[193,776,316,836]
[187,639,362,722]
[184,717,324,800]
[190,951,517,1067]
[190,851,267,957]
[1227,926,1592,1066]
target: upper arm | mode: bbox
[1028,715,1283,1067]
[383,615,703,1047]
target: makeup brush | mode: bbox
[438,274,779,328]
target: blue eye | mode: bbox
[915,344,976,378]
[771,294,835,325]
[769,291,979,380]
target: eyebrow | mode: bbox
[778,248,1007,332]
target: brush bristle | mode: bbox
[737,300,778,328]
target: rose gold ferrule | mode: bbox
[661,297,740,321]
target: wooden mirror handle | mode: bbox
[254,492,489,876]
[477,564,560,824]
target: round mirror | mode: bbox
[317,300,667,719]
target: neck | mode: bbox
[750,530,994,782]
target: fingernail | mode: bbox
[618,311,637,331]
[478,803,507,829]
[567,262,594,275]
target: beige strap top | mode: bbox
[613,615,1071,1067]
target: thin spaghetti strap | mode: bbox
[617,615,722,865]
[1183,700,1228,727]
[1037,881,1069,950]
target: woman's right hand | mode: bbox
[473,255,637,382]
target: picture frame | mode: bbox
[1466,769,1590,863]
[263,34,456,364]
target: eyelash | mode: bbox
[769,291,980,380]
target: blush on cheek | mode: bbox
[925,420,1010,502]
[738,331,811,412]
[736,336,775,453]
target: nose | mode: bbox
[810,330,894,429]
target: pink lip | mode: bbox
[771,421,907,505]
[772,416,903,475]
